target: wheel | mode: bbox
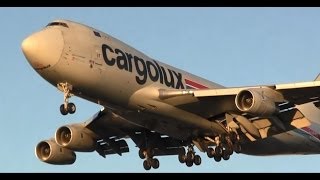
[151,158,160,169]
[224,145,233,156]
[186,160,193,167]
[207,148,214,158]
[222,151,230,160]
[186,151,194,161]
[228,148,233,156]
[138,149,145,159]
[60,104,68,115]
[194,155,201,165]
[67,103,76,114]
[178,153,186,163]
[213,154,221,162]
[234,143,241,154]
[143,160,151,170]
[215,146,223,156]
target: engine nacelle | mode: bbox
[35,139,76,165]
[55,125,96,152]
[235,88,280,117]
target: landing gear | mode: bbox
[194,155,201,165]
[178,150,186,163]
[139,149,145,159]
[213,146,222,162]
[205,133,238,163]
[58,82,76,115]
[60,104,68,115]
[206,147,215,158]
[139,148,159,171]
[213,153,222,162]
[143,160,151,170]
[233,142,241,154]
[143,158,159,170]
[222,150,230,161]
[178,145,202,167]
[151,158,160,169]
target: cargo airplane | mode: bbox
[21,19,320,170]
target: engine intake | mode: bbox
[55,125,96,152]
[35,139,76,165]
[235,88,280,117]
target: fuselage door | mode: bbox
[90,45,103,72]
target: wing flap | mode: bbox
[85,108,144,139]
[276,81,320,104]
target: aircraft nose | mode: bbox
[21,28,64,70]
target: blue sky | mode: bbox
[1,7,320,172]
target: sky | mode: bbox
[1,7,320,173]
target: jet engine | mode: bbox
[235,88,279,117]
[55,125,96,152]
[35,139,76,165]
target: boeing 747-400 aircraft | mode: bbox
[21,19,320,170]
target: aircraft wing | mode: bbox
[159,80,320,119]
[72,108,187,158]
[36,107,188,165]
[84,108,144,140]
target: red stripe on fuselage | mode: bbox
[301,127,320,141]
[185,79,208,89]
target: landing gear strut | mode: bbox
[58,82,76,115]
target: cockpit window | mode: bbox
[46,22,69,28]
[93,31,101,37]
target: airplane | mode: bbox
[21,19,320,171]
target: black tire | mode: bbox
[186,151,194,161]
[143,160,151,170]
[178,153,186,163]
[215,146,223,156]
[151,158,160,169]
[213,154,221,162]
[225,145,233,156]
[186,160,193,167]
[222,151,230,160]
[194,155,201,166]
[228,146,234,155]
[207,148,214,158]
[60,104,68,115]
[234,143,241,154]
[139,149,145,159]
[67,103,76,114]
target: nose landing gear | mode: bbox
[58,82,76,115]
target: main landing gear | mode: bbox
[58,82,76,115]
[178,145,201,167]
[139,148,160,171]
[206,132,241,162]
